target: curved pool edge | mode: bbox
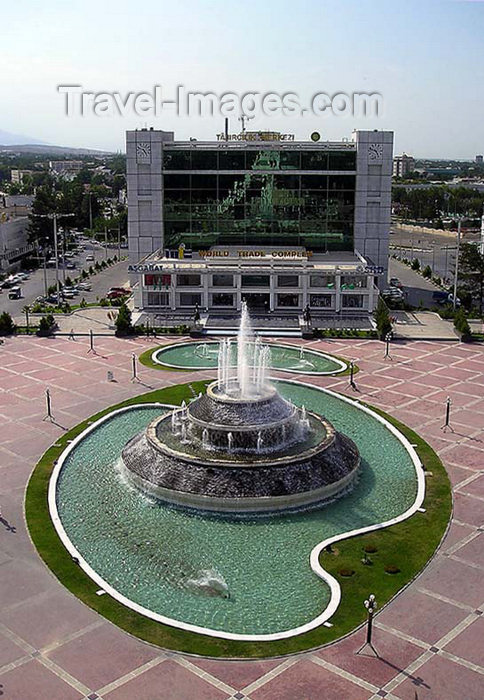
[47,380,425,643]
[151,341,348,376]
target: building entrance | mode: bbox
[242,293,270,313]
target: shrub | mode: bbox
[81,269,88,279]
[454,308,471,341]
[37,314,56,337]
[338,569,355,577]
[422,265,432,279]
[114,302,134,336]
[65,276,72,287]
[0,311,15,335]
[364,544,378,554]
[80,298,87,308]
[384,565,401,574]
[374,297,392,341]
[411,258,420,271]
[99,298,109,307]
[101,260,107,269]
[94,261,101,271]
[88,266,94,275]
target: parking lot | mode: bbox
[0,238,129,322]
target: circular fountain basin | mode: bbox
[51,380,422,639]
[152,342,347,375]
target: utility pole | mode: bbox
[104,227,108,259]
[453,220,461,311]
[117,223,121,261]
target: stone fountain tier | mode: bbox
[121,407,360,513]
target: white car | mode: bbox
[77,282,92,291]
[85,254,95,262]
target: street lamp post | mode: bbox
[453,220,462,311]
[356,594,378,656]
[384,331,392,359]
[349,360,356,390]
[441,396,453,433]
[131,352,139,382]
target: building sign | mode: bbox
[198,249,313,259]
[128,263,164,273]
[357,264,385,275]
[216,131,295,142]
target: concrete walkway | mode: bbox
[0,336,483,699]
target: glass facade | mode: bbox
[162,148,356,252]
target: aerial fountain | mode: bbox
[122,303,360,513]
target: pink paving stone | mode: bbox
[189,658,282,691]
[377,366,425,381]
[250,659,370,700]
[461,473,484,498]
[0,659,83,700]
[103,659,229,700]
[391,653,484,700]
[377,589,469,645]
[316,625,422,688]
[451,408,484,429]
[46,623,161,690]
[439,443,484,471]
[451,532,484,567]
[416,557,484,607]
[413,373,457,389]
[0,630,28,666]
[452,492,484,527]
[398,398,449,419]
[441,521,476,551]
[0,560,55,609]
[433,366,481,382]
[1,589,102,651]
[443,616,484,667]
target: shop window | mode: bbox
[277,293,300,307]
[177,274,201,287]
[342,294,364,308]
[212,293,234,306]
[309,274,335,288]
[212,274,234,287]
[179,293,202,306]
[147,292,169,306]
[309,294,332,308]
[277,275,299,288]
[341,276,367,289]
[242,275,270,287]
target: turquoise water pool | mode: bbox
[153,342,346,375]
[55,381,418,636]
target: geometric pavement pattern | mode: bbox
[0,335,483,700]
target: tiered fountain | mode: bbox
[122,304,360,513]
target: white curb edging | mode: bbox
[48,381,424,642]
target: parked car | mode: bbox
[85,254,95,262]
[109,286,130,294]
[63,290,75,299]
[106,289,128,299]
[432,290,460,307]
[66,262,76,269]
[77,282,92,291]
[8,286,22,299]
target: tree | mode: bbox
[0,311,15,335]
[114,303,134,336]
[374,298,392,340]
[422,265,432,279]
[411,258,420,271]
[37,314,56,337]
[458,243,484,315]
[454,308,471,341]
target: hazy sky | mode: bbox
[2,0,483,157]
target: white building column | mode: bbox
[203,270,209,310]
[335,272,341,312]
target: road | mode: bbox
[390,226,479,283]
[388,258,439,308]
[0,240,129,321]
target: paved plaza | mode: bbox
[0,334,483,700]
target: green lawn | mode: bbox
[26,381,451,658]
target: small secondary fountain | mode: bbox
[122,303,360,513]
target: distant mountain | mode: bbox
[0,129,113,156]
[0,129,48,146]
